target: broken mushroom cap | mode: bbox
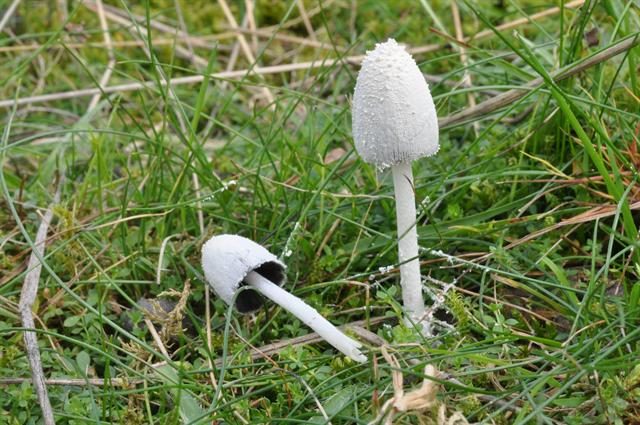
[201,234,285,313]
[352,38,439,168]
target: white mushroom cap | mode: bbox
[352,38,439,168]
[201,234,285,313]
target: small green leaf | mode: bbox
[76,351,90,376]
[324,387,352,417]
[155,363,208,425]
[63,316,81,328]
[552,397,588,408]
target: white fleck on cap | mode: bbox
[201,234,286,313]
[352,38,439,168]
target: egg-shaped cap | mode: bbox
[201,234,286,313]
[352,38,439,168]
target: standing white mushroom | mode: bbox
[352,39,439,334]
[201,234,366,363]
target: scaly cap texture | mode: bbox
[352,38,439,168]
[201,234,286,313]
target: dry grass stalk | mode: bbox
[0,377,142,387]
[189,174,218,391]
[173,0,197,64]
[18,179,62,425]
[226,26,341,50]
[2,33,631,127]
[471,0,585,42]
[244,0,259,52]
[439,34,640,128]
[296,0,318,41]
[215,316,391,366]
[217,0,275,103]
[144,318,170,358]
[86,0,116,112]
[137,282,191,360]
[0,0,591,110]
[83,1,209,67]
[0,0,21,33]
[449,0,478,133]
[0,30,337,53]
[504,200,640,251]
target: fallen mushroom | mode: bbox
[201,234,367,363]
[352,38,439,334]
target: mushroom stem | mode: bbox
[391,162,428,334]
[244,271,367,363]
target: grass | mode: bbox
[1,0,640,423]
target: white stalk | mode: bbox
[391,162,428,334]
[244,271,367,363]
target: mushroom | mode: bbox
[352,39,439,333]
[201,234,367,363]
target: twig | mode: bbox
[407,0,585,58]
[0,30,338,53]
[0,0,21,33]
[83,1,209,68]
[204,267,218,392]
[225,26,341,51]
[296,0,317,41]
[172,0,197,65]
[471,0,585,42]
[86,0,116,112]
[144,318,171,359]
[190,173,218,392]
[450,0,478,132]
[100,2,192,133]
[503,200,640,251]
[222,13,249,87]
[0,53,516,108]
[199,12,250,137]
[0,58,342,108]
[0,377,143,387]
[96,1,204,47]
[2,27,633,120]
[215,316,392,366]
[0,38,201,53]
[56,0,67,22]
[439,34,640,128]
[0,0,584,109]
[19,179,62,425]
[156,234,179,285]
[263,0,338,31]
[217,0,275,103]
[244,0,259,53]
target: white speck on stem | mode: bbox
[223,180,237,190]
[423,248,491,270]
[419,195,431,211]
[418,275,460,336]
[280,222,302,260]
[378,265,394,274]
[201,180,237,202]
